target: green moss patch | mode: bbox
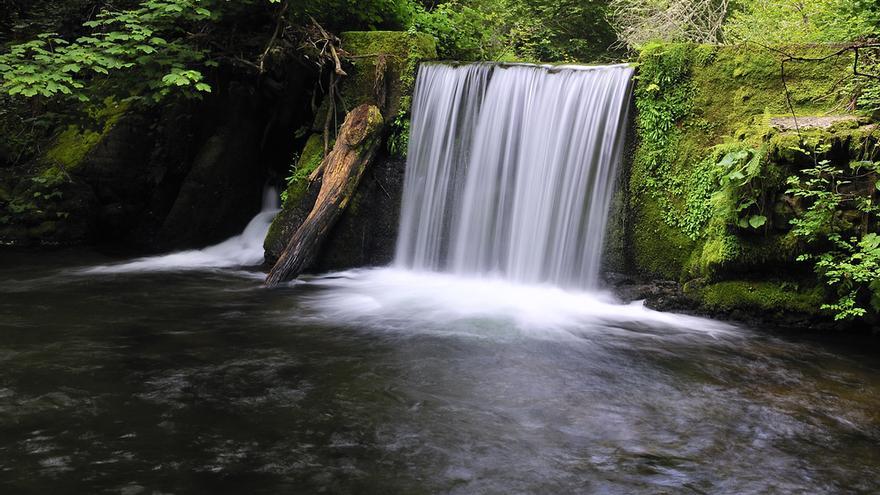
[697,281,824,315]
[45,125,102,169]
[43,97,129,170]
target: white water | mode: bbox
[299,268,734,337]
[296,62,730,336]
[82,189,279,274]
[76,63,730,336]
[396,63,634,289]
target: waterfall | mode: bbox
[395,62,634,289]
[81,188,280,273]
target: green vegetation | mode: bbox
[697,281,825,315]
[280,134,324,207]
[786,158,880,320]
[610,0,879,48]
[0,0,217,103]
[1,0,879,325]
[631,42,879,321]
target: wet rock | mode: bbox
[156,84,266,249]
[605,273,700,313]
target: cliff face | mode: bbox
[620,43,878,326]
[0,60,315,250]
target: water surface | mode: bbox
[1,252,879,494]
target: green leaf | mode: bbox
[862,233,880,250]
[718,150,749,168]
[748,215,767,229]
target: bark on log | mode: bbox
[265,104,384,286]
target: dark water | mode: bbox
[1,251,879,494]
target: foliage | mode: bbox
[290,0,415,32]
[715,146,770,231]
[725,0,879,44]
[608,0,879,51]
[502,0,618,62]
[387,112,410,157]
[0,0,221,103]
[406,0,618,62]
[409,1,508,60]
[786,159,880,320]
[280,134,324,206]
[632,44,707,236]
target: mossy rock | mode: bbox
[631,196,697,280]
[264,133,326,261]
[43,98,129,170]
[341,31,436,114]
[628,43,864,288]
[45,126,102,169]
[312,30,437,130]
[694,280,824,316]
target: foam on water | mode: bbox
[81,189,279,274]
[297,268,735,338]
[294,64,734,337]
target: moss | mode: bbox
[329,31,437,122]
[329,31,436,158]
[295,134,325,180]
[43,97,129,169]
[688,228,739,278]
[696,280,824,315]
[629,43,862,286]
[690,45,851,136]
[631,196,698,280]
[277,134,324,209]
[45,125,102,169]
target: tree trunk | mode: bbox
[265,104,384,286]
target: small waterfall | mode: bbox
[395,62,634,289]
[82,188,280,273]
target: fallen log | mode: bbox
[265,104,384,286]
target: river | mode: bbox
[1,250,878,494]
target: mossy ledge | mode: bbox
[624,43,877,326]
[0,98,129,245]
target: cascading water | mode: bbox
[396,62,634,289]
[81,188,280,273]
[295,61,730,334]
[70,62,729,336]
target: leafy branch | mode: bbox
[0,0,219,103]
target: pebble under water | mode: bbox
[1,251,880,494]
